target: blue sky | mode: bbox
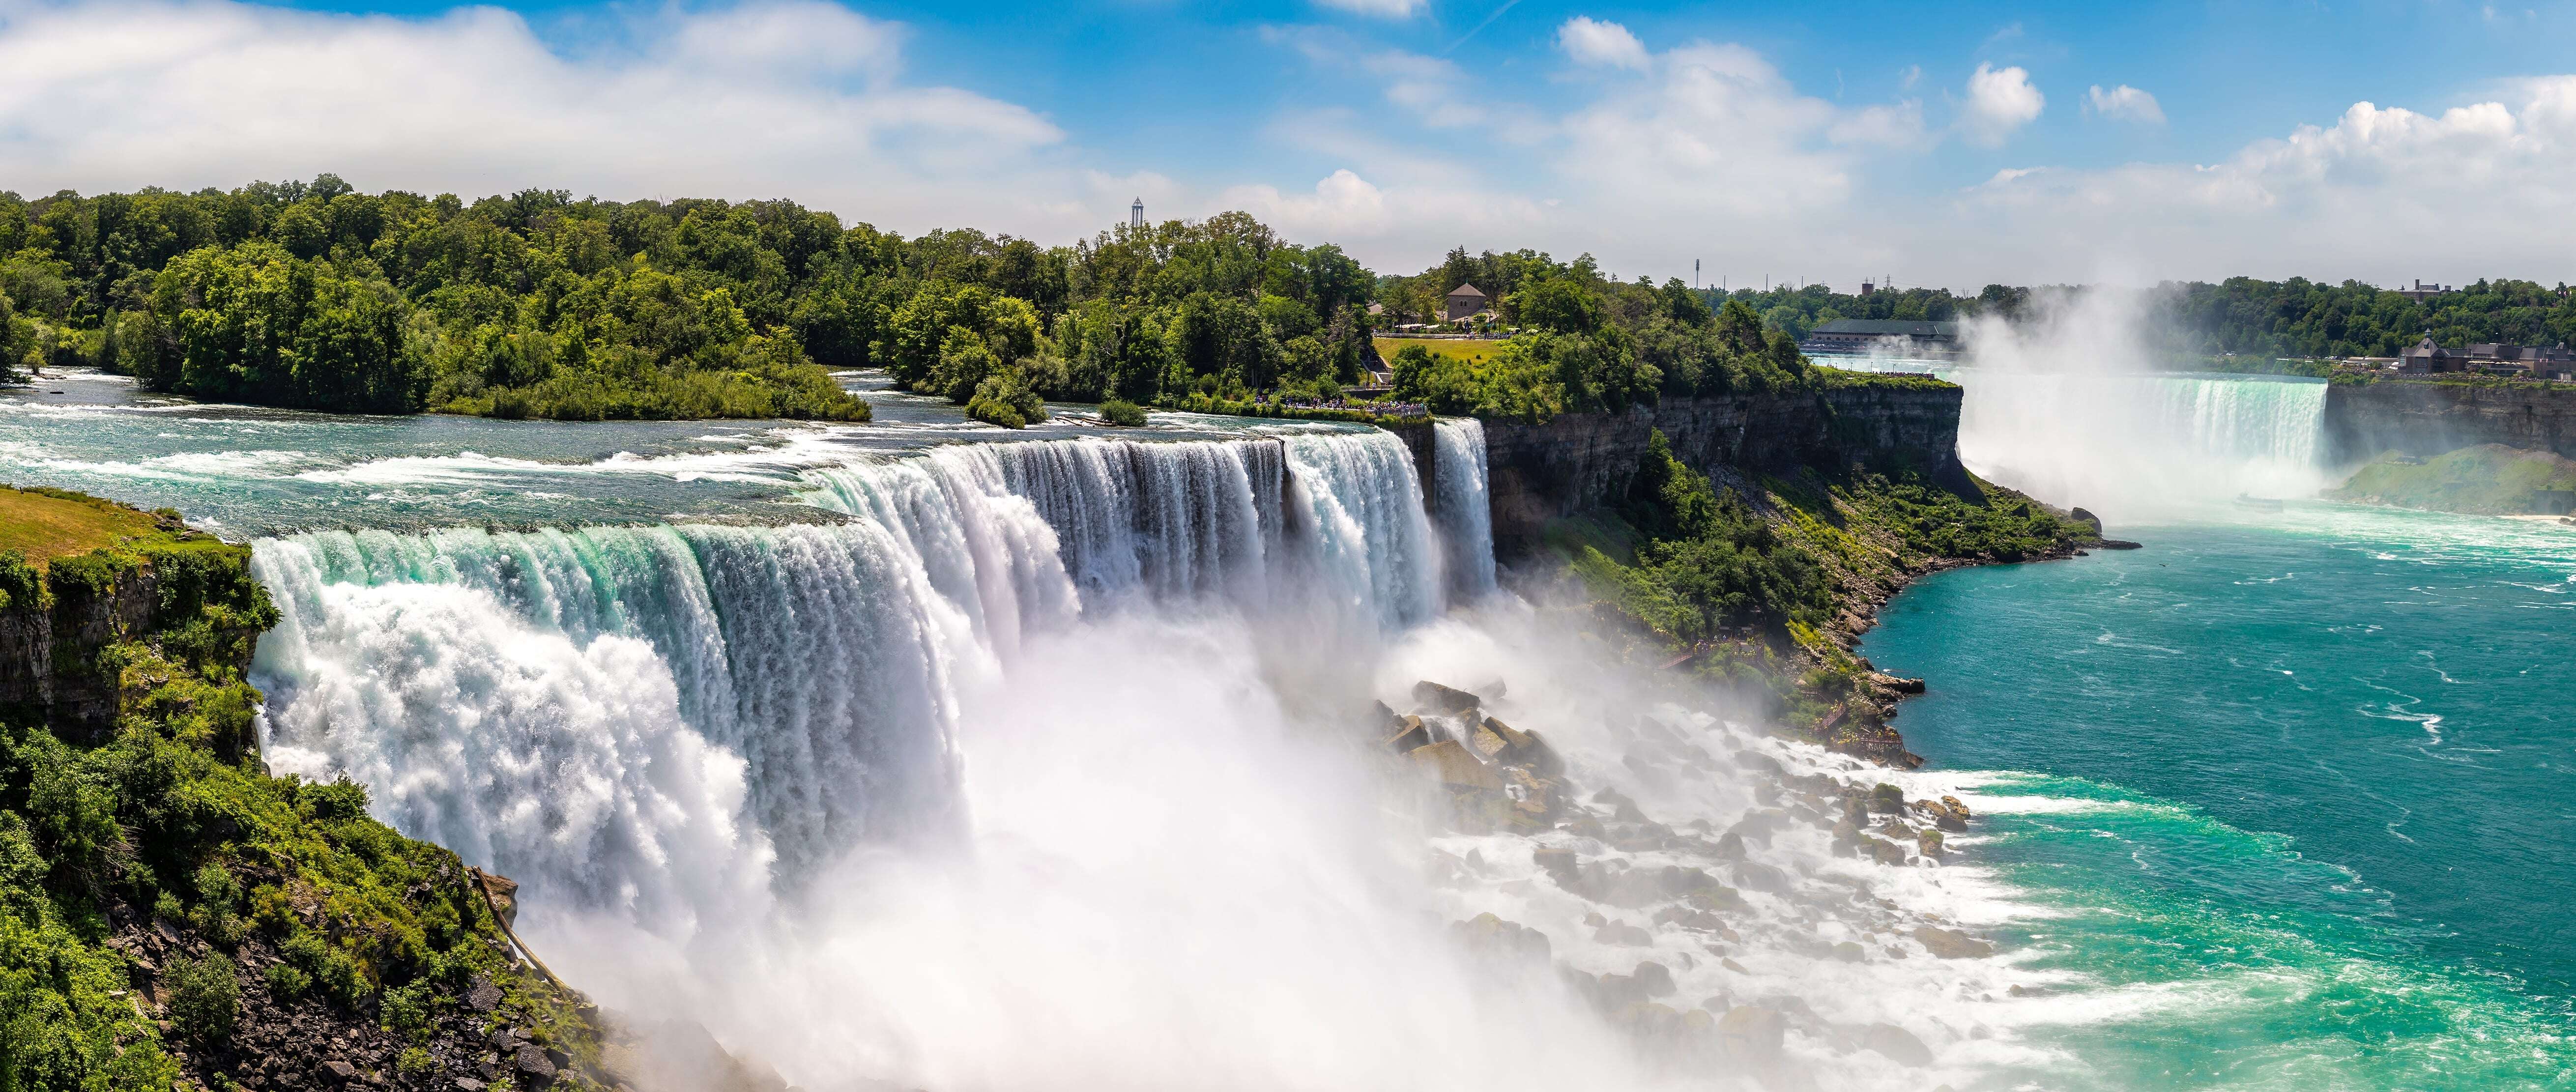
[4,0,2573,287]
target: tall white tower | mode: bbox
[1130,197,1144,230]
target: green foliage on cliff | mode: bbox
[2330,445,2576,515]
[0,487,596,1091]
[1563,431,1830,646]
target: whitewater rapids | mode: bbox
[248,426,2046,1091]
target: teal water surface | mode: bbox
[1863,506,2576,1089]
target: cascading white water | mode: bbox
[1944,370,2331,519]
[253,430,1442,929]
[247,420,2034,1091]
[1432,418,1498,599]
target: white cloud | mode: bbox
[2084,84,2165,124]
[1949,80,2576,281]
[0,0,1081,234]
[1557,16,1650,72]
[1961,62,2044,146]
[1312,0,1426,19]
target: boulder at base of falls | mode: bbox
[1913,925,1995,959]
[1382,715,1431,753]
[1716,1005,1788,1065]
[1411,680,1483,716]
[1450,912,1552,969]
[1406,740,1501,791]
[1858,1023,1935,1067]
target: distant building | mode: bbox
[1801,318,1962,356]
[2398,336,2576,376]
[1130,198,1144,230]
[2394,280,2453,302]
[1445,284,1491,322]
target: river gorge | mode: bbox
[5,364,2571,1091]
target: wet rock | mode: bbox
[1451,912,1552,968]
[1870,783,1906,814]
[1533,846,1581,885]
[1728,861,1793,896]
[1734,750,1786,776]
[1411,681,1482,716]
[1592,788,1650,825]
[1654,906,1730,932]
[1860,1023,1935,1066]
[1915,828,1946,857]
[1716,1005,1787,1064]
[1593,919,1654,946]
[1921,798,1970,833]
[1831,941,1865,963]
[1501,766,1563,825]
[1478,717,1564,776]
[1631,960,1675,997]
[1406,740,1501,791]
[1720,957,1750,974]
[1913,925,1995,959]
[463,978,503,1013]
[1711,832,1748,862]
[1866,672,1927,694]
[1860,836,1910,867]
[1562,812,1609,840]
[1382,715,1431,753]
[1684,885,1750,914]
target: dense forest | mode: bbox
[0,177,1387,423]
[0,178,1872,426]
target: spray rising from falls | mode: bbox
[253,430,1451,935]
[1953,371,2331,517]
[250,423,2027,1091]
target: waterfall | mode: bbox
[1948,370,2331,518]
[250,428,1447,938]
[1431,418,1497,599]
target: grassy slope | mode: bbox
[1373,337,1505,365]
[0,486,611,1092]
[0,486,170,565]
[2330,445,2576,515]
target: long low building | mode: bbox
[2398,336,2576,379]
[1800,318,1963,357]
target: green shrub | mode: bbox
[265,962,313,1001]
[965,365,1047,430]
[380,980,434,1039]
[1099,399,1147,427]
[165,953,242,1042]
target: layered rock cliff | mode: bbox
[1479,383,1967,555]
[2323,380,2576,464]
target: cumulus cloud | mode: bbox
[1952,80,2576,280]
[1961,62,2044,146]
[2084,84,2165,124]
[1557,16,1650,72]
[0,0,1079,234]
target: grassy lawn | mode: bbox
[0,484,170,563]
[1374,336,1507,364]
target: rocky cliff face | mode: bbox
[2324,381,2576,464]
[1479,384,1967,555]
[0,540,271,749]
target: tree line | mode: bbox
[1699,276,2576,361]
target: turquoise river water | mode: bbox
[1862,507,2576,1090]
